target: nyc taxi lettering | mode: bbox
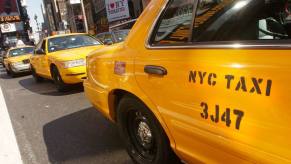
[200,102,244,130]
[189,71,273,96]
[189,70,273,130]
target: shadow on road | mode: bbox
[0,69,31,79]
[43,107,131,163]
[18,77,84,96]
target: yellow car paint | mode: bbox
[30,33,104,84]
[84,0,291,163]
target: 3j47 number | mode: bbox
[200,102,244,130]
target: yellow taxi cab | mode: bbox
[3,46,34,77]
[30,33,103,91]
[84,0,291,163]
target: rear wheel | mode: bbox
[116,95,180,164]
[51,66,68,92]
[31,65,44,83]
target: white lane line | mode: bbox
[0,86,23,164]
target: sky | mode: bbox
[26,0,44,33]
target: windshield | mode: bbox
[113,30,130,43]
[9,47,34,57]
[48,35,101,52]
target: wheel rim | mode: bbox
[127,110,156,161]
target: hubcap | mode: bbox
[137,121,152,147]
[127,110,156,161]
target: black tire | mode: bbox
[116,95,180,164]
[51,66,68,92]
[31,65,44,83]
[8,65,16,77]
[5,67,10,75]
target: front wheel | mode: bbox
[31,65,44,83]
[51,66,68,92]
[5,67,10,75]
[117,96,180,164]
[8,65,16,77]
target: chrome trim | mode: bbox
[146,43,291,49]
[145,0,291,50]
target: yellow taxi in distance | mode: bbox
[3,46,34,77]
[30,33,103,91]
[84,0,291,163]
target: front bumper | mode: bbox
[11,64,31,73]
[59,66,87,84]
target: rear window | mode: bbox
[192,0,291,42]
[151,0,195,45]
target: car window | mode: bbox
[192,0,291,42]
[113,30,130,42]
[151,0,195,45]
[9,47,34,57]
[96,33,105,42]
[104,33,114,43]
[48,35,101,52]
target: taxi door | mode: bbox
[135,0,291,163]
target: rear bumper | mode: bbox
[83,79,113,121]
[60,66,87,84]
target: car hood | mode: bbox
[49,45,105,61]
[8,54,32,63]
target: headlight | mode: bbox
[12,62,23,66]
[62,59,85,68]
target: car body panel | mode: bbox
[84,0,291,163]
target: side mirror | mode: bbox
[36,49,45,55]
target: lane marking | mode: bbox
[0,86,23,164]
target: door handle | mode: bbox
[144,65,167,76]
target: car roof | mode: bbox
[46,33,88,40]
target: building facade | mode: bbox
[0,0,31,47]
[93,0,151,33]
[42,0,151,35]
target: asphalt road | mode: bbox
[0,65,132,164]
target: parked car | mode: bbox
[84,0,291,163]
[3,46,34,77]
[30,33,104,92]
[96,30,130,45]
